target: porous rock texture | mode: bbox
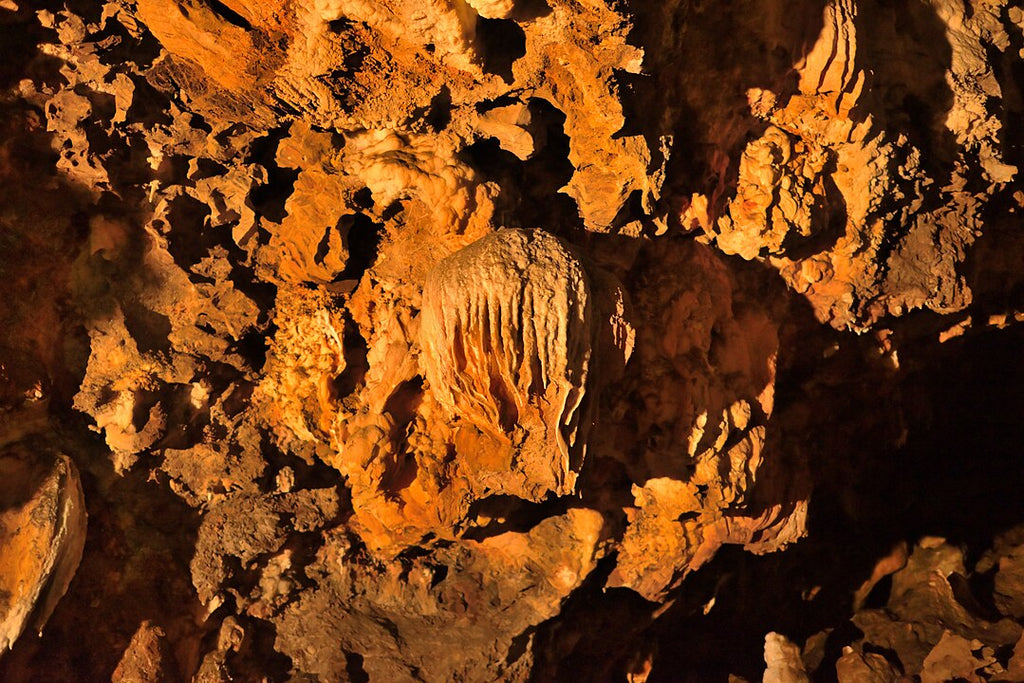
[0,0,1022,679]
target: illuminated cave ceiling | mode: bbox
[0,0,1023,680]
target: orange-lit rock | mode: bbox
[420,228,595,500]
[0,452,86,653]
[2,0,1023,679]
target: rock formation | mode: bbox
[0,0,1021,680]
[0,451,86,654]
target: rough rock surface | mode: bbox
[0,450,86,653]
[0,0,1021,680]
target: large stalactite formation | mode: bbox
[0,0,1022,680]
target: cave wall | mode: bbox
[0,0,1022,680]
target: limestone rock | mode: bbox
[834,648,901,683]
[420,228,594,500]
[0,451,86,653]
[2,0,1024,679]
[763,632,809,683]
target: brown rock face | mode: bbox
[420,228,596,499]
[0,451,86,653]
[0,0,1022,679]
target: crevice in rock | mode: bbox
[475,18,526,84]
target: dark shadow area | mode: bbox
[463,494,573,541]
[620,0,828,230]
[854,0,957,184]
[461,97,581,234]
[412,85,452,133]
[0,2,60,90]
[0,437,59,512]
[223,615,295,681]
[963,176,1024,326]
[344,650,371,683]
[248,126,301,224]
[852,1,957,286]
[475,18,527,84]
[635,299,1024,681]
[992,9,1024,175]
[530,201,1024,679]
[530,556,657,682]
[205,0,253,31]
[332,312,370,398]
[335,212,383,282]
[891,324,1024,550]
[509,0,552,23]
[380,377,425,493]
[164,194,214,271]
[777,171,848,261]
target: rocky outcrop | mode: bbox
[419,228,597,500]
[0,0,1021,680]
[0,451,86,654]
